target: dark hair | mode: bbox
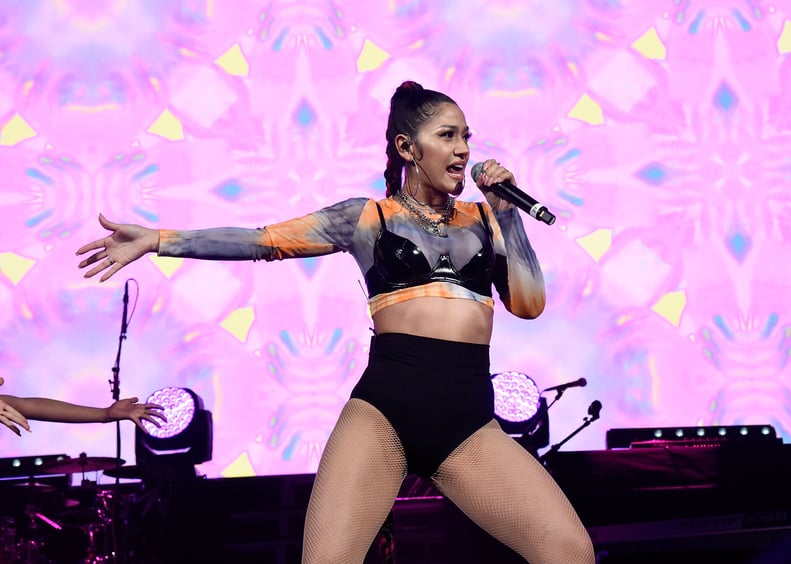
[384,81,457,196]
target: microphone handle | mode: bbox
[121,281,129,335]
[489,183,556,225]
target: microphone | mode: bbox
[121,280,129,336]
[587,400,602,419]
[542,378,587,394]
[471,162,556,225]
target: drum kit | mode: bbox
[0,454,150,564]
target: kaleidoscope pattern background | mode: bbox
[1,0,790,479]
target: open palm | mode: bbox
[76,214,159,282]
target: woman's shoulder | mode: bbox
[320,196,391,225]
[315,196,376,218]
[455,199,488,212]
[329,196,389,209]
[327,196,371,208]
[366,195,400,215]
[454,199,494,221]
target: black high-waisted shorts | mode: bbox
[350,332,494,478]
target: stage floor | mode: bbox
[2,443,791,563]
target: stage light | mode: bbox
[135,387,213,482]
[491,371,540,432]
[606,424,779,449]
[142,387,199,440]
[491,371,549,455]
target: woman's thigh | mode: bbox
[302,398,407,564]
[432,420,595,564]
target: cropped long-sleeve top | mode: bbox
[158,197,545,318]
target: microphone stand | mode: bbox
[108,280,130,563]
[539,401,602,466]
[111,281,129,461]
[517,383,583,456]
[515,397,549,456]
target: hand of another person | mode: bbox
[0,396,31,437]
[107,397,167,432]
[474,158,516,211]
[76,214,160,282]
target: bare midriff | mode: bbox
[372,297,494,345]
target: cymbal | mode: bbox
[41,456,125,475]
[103,465,145,480]
[13,481,57,493]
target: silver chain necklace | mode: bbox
[396,190,455,237]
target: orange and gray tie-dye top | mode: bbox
[158,197,545,318]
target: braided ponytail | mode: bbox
[383,81,456,197]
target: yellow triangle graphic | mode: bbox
[149,255,184,279]
[221,451,256,478]
[778,20,791,54]
[147,108,184,141]
[0,113,37,146]
[568,93,604,125]
[632,27,667,60]
[0,252,36,285]
[357,39,390,72]
[651,290,687,326]
[215,43,250,77]
[220,306,255,343]
[576,229,612,262]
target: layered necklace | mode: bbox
[396,189,455,237]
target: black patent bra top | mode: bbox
[365,202,496,298]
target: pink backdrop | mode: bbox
[1,0,789,479]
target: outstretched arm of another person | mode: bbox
[76,199,368,282]
[0,396,166,433]
[0,395,31,436]
[106,397,167,431]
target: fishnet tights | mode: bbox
[303,399,407,564]
[433,420,596,564]
[302,401,594,564]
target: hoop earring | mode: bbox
[403,159,419,197]
[413,160,421,197]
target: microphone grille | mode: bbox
[470,162,484,182]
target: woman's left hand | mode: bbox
[107,397,167,432]
[474,159,516,211]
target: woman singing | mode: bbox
[76,81,594,563]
